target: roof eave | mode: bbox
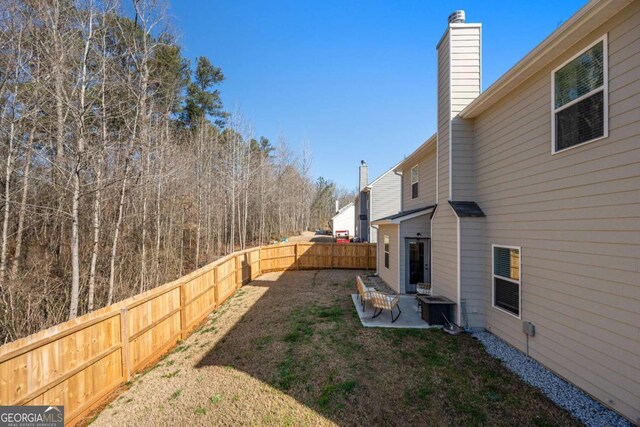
[367,160,403,187]
[394,133,437,172]
[461,0,631,119]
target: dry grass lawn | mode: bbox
[90,270,579,426]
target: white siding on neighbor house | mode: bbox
[377,224,399,293]
[431,204,459,318]
[398,215,432,294]
[331,204,355,237]
[459,218,486,328]
[401,145,437,211]
[369,226,378,244]
[473,4,640,420]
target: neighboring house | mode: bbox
[354,161,370,242]
[331,202,355,237]
[372,1,640,422]
[354,161,402,243]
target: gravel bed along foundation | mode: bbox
[472,331,631,427]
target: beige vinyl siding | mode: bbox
[431,204,458,319]
[399,215,432,294]
[450,25,480,202]
[459,218,486,328]
[450,25,481,116]
[377,224,399,293]
[370,170,402,223]
[437,32,450,204]
[401,146,437,210]
[474,3,640,420]
[451,117,477,201]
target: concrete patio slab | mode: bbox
[351,294,434,329]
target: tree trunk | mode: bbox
[107,161,128,305]
[10,129,34,280]
[0,121,16,283]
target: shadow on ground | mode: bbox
[192,270,579,427]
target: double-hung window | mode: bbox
[492,245,521,318]
[552,36,608,153]
[410,166,419,199]
[384,236,390,269]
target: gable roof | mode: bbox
[394,133,437,172]
[365,161,402,190]
[461,0,631,119]
[331,202,354,220]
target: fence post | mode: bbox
[235,256,240,289]
[179,282,187,339]
[213,266,219,308]
[120,308,131,382]
[295,244,299,270]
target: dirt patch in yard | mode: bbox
[90,270,580,427]
[287,231,334,243]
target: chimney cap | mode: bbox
[360,160,367,166]
[448,10,465,24]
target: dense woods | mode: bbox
[0,0,350,343]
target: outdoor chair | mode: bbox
[416,282,432,296]
[370,291,402,323]
[356,276,375,311]
[416,282,432,311]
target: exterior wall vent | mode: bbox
[448,10,466,24]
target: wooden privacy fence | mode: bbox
[0,242,375,426]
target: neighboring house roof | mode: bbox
[448,201,485,218]
[371,205,437,225]
[394,133,437,172]
[461,0,631,119]
[331,202,354,220]
[364,161,403,191]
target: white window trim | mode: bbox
[384,235,390,269]
[551,34,608,155]
[410,165,419,199]
[491,244,522,319]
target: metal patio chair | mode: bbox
[370,291,402,323]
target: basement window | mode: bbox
[410,165,419,199]
[384,235,390,269]
[492,245,521,318]
[552,35,607,153]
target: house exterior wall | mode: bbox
[436,33,450,203]
[401,145,437,210]
[431,205,459,313]
[399,215,432,294]
[459,217,486,328]
[431,23,482,324]
[451,117,477,201]
[377,224,399,293]
[472,3,640,420]
[370,169,402,243]
[331,204,355,237]
[370,226,378,244]
[354,192,369,242]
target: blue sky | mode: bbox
[168,0,587,189]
